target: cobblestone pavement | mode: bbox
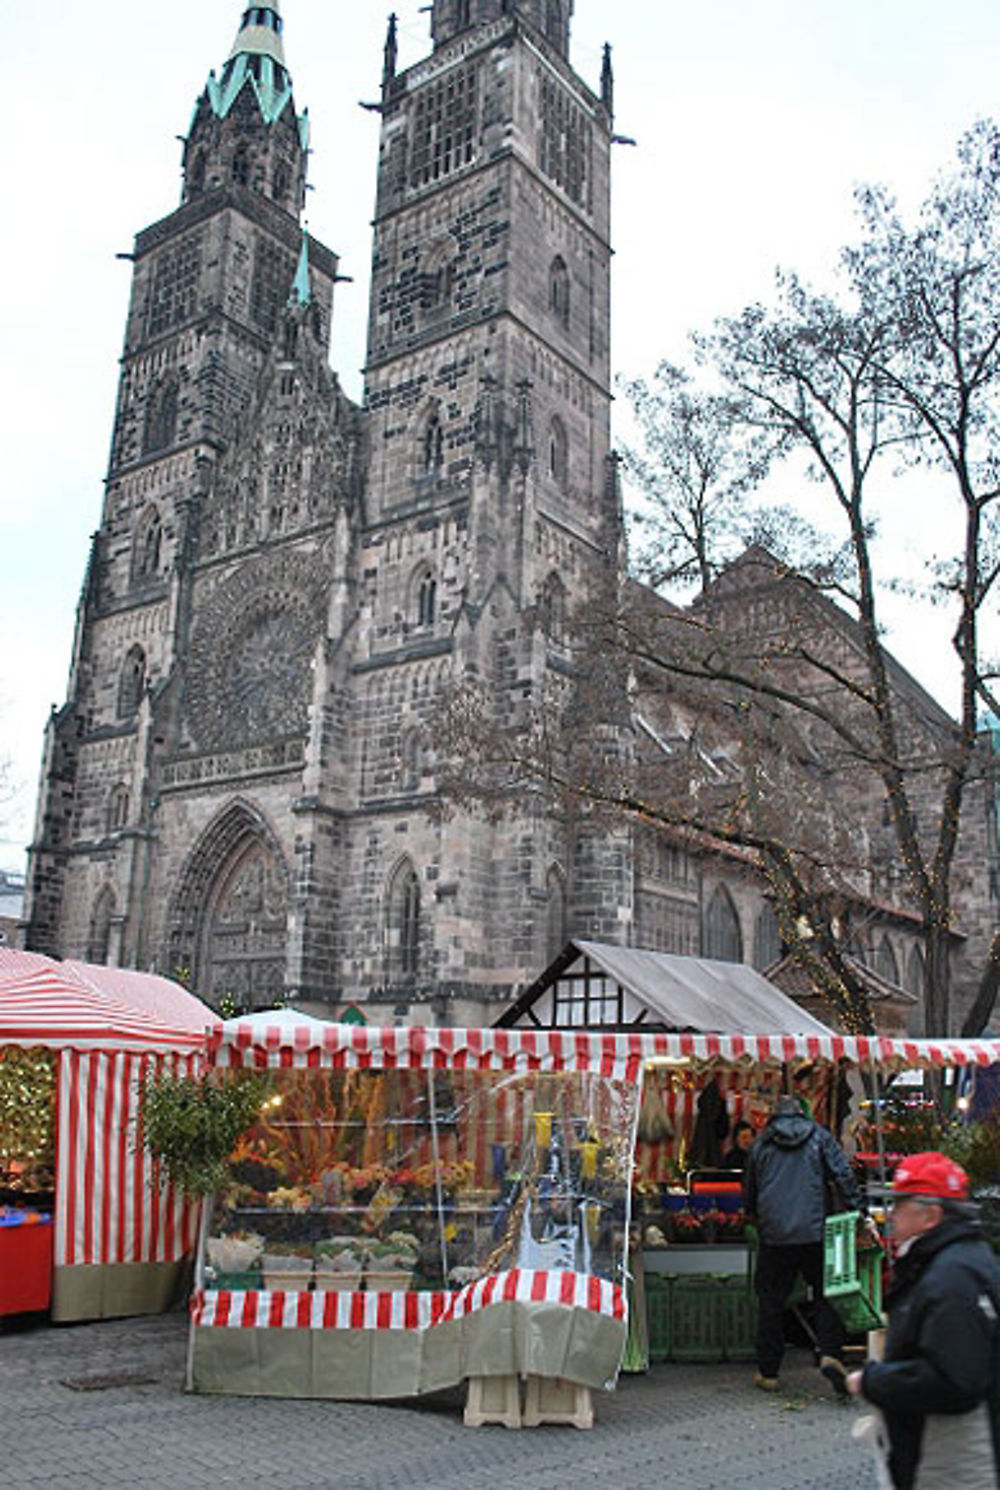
[0,1311,880,1489]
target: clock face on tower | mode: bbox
[184,553,327,751]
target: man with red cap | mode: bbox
[847,1151,1000,1488]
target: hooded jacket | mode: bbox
[861,1214,1000,1489]
[742,1106,863,1246]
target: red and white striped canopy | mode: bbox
[211,1020,1000,1080]
[0,950,217,1053]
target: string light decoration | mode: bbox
[0,1048,56,1178]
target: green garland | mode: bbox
[0,1048,55,1167]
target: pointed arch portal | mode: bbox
[167,800,289,1011]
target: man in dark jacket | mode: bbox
[847,1151,1000,1489]
[743,1093,866,1395]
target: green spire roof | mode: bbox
[203,4,308,144]
[289,230,311,308]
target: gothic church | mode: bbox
[24,1,633,1021]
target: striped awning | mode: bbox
[210,1021,1000,1080]
[0,951,216,1052]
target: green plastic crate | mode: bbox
[645,1274,673,1363]
[824,1212,883,1332]
[670,1276,728,1362]
[721,1275,758,1361]
[212,1270,261,1291]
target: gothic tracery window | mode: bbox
[134,507,163,579]
[117,645,146,719]
[548,415,568,488]
[540,571,566,643]
[106,784,130,834]
[873,934,900,985]
[422,411,445,474]
[143,380,178,456]
[386,859,421,983]
[549,255,570,327]
[703,884,743,963]
[415,568,437,627]
[753,902,782,970]
[409,62,478,189]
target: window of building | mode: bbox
[547,415,568,488]
[273,162,290,204]
[702,884,743,963]
[386,860,421,983]
[422,411,445,474]
[87,888,115,965]
[232,145,250,186]
[117,645,146,719]
[539,74,590,209]
[546,1,564,48]
[873,935,900,985]
[540,572,567,643]
[250,237,295,334]
[549,255,570,327]
[409,62,479,190]
[148,233,202,338]
[134,507,163,578]
[106,784,130,834]
[414,569,437,627]
[752,902,782,970]
[545,866,567,962]
[188,151,206,197]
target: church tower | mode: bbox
[352,0,629,1016]
[23,5,360,1006]
[24,2,629,1020]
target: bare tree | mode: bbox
[437,123,1000,1038]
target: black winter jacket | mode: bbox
[862,1215,1000,1489]
[742,1109,863,1246]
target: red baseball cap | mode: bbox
[892,1151,970,1202]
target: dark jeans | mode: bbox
[754,1241,845,1377]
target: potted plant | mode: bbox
[261,1240,315,1291]
[314,1238,366,1292]
[365,1232,419,1291]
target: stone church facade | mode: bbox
[24,1,633,1023]
[23,2,998,1031]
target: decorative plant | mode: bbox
[142,1069,270,1198]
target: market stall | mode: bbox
[190,1020,640,1403]
[0,949,216,1321]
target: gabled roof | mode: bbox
[496,940,833,1035]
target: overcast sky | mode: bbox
[3,0,1000,870]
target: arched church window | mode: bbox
[549,255,570,327]
[386,859,421,983]
[143,379,178,456]
[87,887,115,965]
[905,943,925,997]
[457,0,472,30]
[106,783,130,834]
[539,572,567,644]
[702,884,743,963]
[232,145,250,187]
[117,645,146,719]
[753,901,782,970]
[873,934,900,985]
[414,568,437,627]
[545,865,567,962]
[547,415,568,488]
[273,162,290,205]
[402,730,422,791]
[134,507,163,580]
[422,411,445,474]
